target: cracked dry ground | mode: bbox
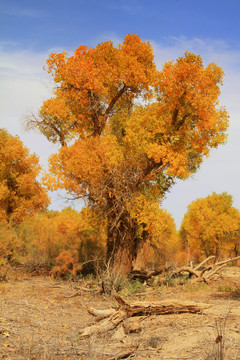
[0,267,239,360]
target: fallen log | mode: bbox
[79,294,211,338]
[171,255,240,283]
[114,294,210,317]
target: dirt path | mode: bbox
[0,267,239,359]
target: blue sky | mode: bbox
[1,0,240,50]
[0,0,240,227]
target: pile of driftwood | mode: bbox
[131,255,240,285]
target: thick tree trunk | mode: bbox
[106,202,144,274]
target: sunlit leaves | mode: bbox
[0,206,106,272]
[37,35,229,203]
[180,192,240,258]
[0,129,49,224]
[26,34,229,272]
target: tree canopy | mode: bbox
[27,34,229,273]
[0,129,49,224]
[180,192,240,259]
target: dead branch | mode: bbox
[79,294,211,337]
[214,255,240,267]
[88,308,117,317]
[171,255,240,284]
[79,309,127,337]
[114,294,210,317]
[172,266,200,278]
[206,264,227,279]
[194,255,216,270]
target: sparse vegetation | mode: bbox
[201,309,239,360]
[0,266,240,359]
[218,283,240,298]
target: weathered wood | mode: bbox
[114,294,210,316]
[88,307,116,317]
[171,255,240,284]
[172,266,200,278]
[214,255,240,267]
[205,264,227,279]
[194,256,216,270]
[79,294,211,337]
[79,309,127,337]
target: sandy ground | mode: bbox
[0,266,239,359]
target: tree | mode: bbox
[17,206,106,273]
[27,34,229,273]
[0,129,49,223]
[134,207,178,269]
[180,192,240,259]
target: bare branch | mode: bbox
[194,256,216,270]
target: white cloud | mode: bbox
[0,4,47,18]
[0,48,56,166]
[0,37,239,223]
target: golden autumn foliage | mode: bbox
[0,207,106,275]
[180,192,240,260]
[134,207,179,269]
[0,222,20,265]
[27,34,229,273]
[0,129,49,224]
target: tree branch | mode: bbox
[103,83,127,122]
[134,159,163,189]
[175,113,192,131]
[25,114,67,147]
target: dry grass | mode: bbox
[0,266,240,359]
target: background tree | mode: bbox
[133,207,179,270]
[17,206,106,274]
[0,129,49,224]
[0,205,106,271]
[27,34,229,273]
[180,192,240,260]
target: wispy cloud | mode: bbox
[0,4,47,18]
[151,36,240,67]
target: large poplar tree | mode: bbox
[27,34,229,273]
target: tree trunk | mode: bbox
[106,202,145,274]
